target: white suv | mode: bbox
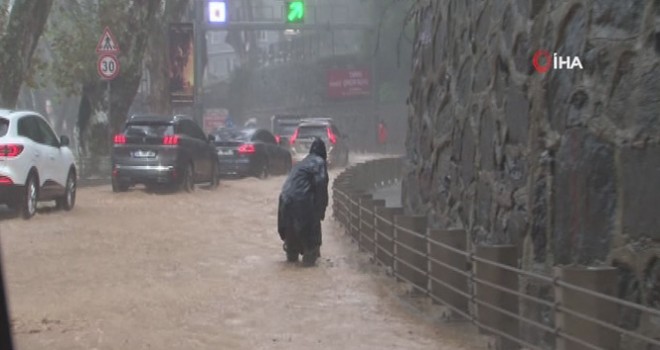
[0,109,77,219]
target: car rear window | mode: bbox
[275,124,298,136]
[213,128,251,142]
[124,122,174,137]
[297,125,328,139]
[0,118,8,137]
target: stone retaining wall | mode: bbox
[402,1,660,347]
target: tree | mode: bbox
[144,0,191,115]
[0,0,54,107]
[47,0,161,158]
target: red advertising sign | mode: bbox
[203,109,229,134]
[327,68,371,99]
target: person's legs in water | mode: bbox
[284,230,302,263]
[301,220,322,267]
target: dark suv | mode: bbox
[111,115,219,192]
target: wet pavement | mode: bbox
[0,157,487,350]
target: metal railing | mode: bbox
[332,157,660,350]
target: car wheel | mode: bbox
[257,161,269,179]
[112,178,129,193]
[20,172,38,220]
[180,163,195,192]
[56,170,76,211]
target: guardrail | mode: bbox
[332,157,660,350]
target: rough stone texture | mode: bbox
[403,0,660,347]
[553,128,616,266]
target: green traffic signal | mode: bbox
[286,1,304,23]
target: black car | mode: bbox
[111,115,219,192]
[212,128,292,178]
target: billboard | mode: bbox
[203,108,229,134]
[169,23,195,104]
[327,68,371,99]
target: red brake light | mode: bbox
[0,176,13,185]
[113,134,126,144]
[238,143,256,154]
[327,127,337,144]
[289,128,299,145]
[163,135,180,145]
[275,135,281,144]
[0,144,24,157]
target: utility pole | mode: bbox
[193,0,206,125]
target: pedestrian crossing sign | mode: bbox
[96,27,120,54]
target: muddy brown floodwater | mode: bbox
[0,159,489,350]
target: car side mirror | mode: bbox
[60,135,70,147]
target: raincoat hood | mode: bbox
[309,138,327,161]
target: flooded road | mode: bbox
[0,160,487,350]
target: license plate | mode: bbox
[132,150,156,158]
[217,149,233,156]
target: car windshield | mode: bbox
[297,125,328,139]
[0,118,8,137]
[213,128,251,141]
[124,122,173,137]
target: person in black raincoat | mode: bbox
[277,138,329,266]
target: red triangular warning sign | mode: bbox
[96,27,120,54]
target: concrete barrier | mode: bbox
[475,245,520,350]
[393,215,428,294]
[428,229,469,319]
[554,266,620,350]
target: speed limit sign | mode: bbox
[97,54,120,80]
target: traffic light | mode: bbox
[286,1,305,23]
[208,0,227,24]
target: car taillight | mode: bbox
[0,176,13,185]
[163,135,180,145]
[238,143,256,154]
[275,135,281,144]
[327,127,337,144]
[289,128,299,145]
[0,144,24,157]
[113,134,126,144]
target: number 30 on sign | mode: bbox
[97,54,120,80]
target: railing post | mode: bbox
[358,196,383,255]
[370,199,386,258]
[428,229,469,319]
[348,190,366,242]
[393,215,428,295]
[374,206,403,274]
[475,245,520,350]
[554,266,620,350]
[357,194,373,251]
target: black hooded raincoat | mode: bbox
[277,138,329,251]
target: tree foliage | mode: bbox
[45,0,162,157]
[0,0,54,107]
